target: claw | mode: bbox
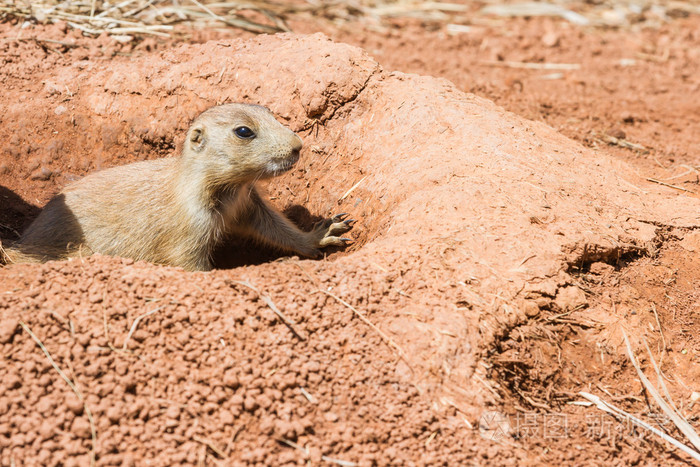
[327,220,353,236]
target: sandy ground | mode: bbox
[1,7,699,466]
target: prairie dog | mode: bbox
[4,104,354,271]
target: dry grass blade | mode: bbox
[277,437,309,455]
[650,303,667,353]
[20,321,82,396]
[321,456,357,467]
[643,340,676,412]
[339,175,367,201]
[95,0,139,18]
[646,177,695,194]
[600,134,649,153]
[662,164,700,181]
[370,1,467,19]
[277,437,356,465]
[480,2,589,25]
[320,289,412,370]
[579,391,700,462]
[187,0,286,34]
[622,330,700,452]
[19,321,98,467]
[234,280,306,341]
[193,435,226,458]
[480,60,580,70]
[300,387,316,403]
[1,0,289,40]
[0,240,8,265]
[123,304,166,350]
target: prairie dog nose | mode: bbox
[291,134,303,153]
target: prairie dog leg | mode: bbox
[243,189,354,257]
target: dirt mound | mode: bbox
[2,32,700,465]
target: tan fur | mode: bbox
[4,104,353,271]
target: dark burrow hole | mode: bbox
[0,185,40,242]
[566,244,660,275]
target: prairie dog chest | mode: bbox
[216,185,254,230]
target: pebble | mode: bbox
[65,397,84,416]
[71,417,91,438]
[0,319,18,344]
[223,372,239,389]
[29,167,53,181]
[606,127,626,140]
[243,397,259,412]
[106,406,121,424]
[39,420,54,440]
[220,410,234,426]
[522,300,540,318]
[165,405,180,420]
[589,262,615,275]
[5,374,21,390]
[541,32,560,47]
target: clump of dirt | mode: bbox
[1,20,700,466]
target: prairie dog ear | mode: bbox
[189,127,206,152]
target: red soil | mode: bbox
[1,11,699,467]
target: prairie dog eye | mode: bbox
[234,126,255,139]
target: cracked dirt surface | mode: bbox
[1,15,700,467]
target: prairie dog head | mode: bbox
[184,104,303,187]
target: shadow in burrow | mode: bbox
[212,204,355,269]
[0,185,41,244]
